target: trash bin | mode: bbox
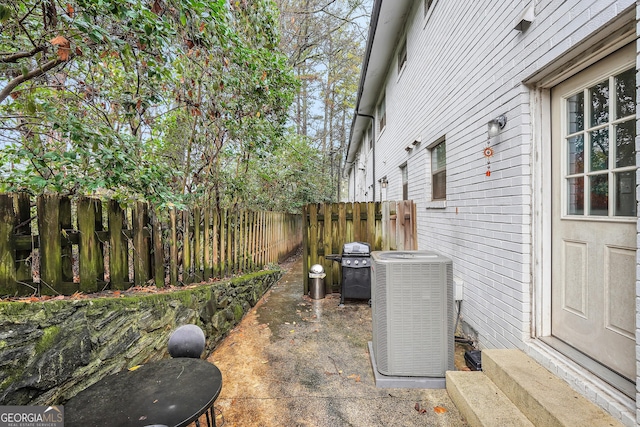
[309,264,326,299]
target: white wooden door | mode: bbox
[551,44,636,380]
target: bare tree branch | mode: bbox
[0,45,47,63]
[0,55,74,104]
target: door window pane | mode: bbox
[589,175,608,216]
[568,177,584,215]
[564,67,636,218]
[590,80,609,127]
[615,68,635,119]
[615,171,636,216]
[567,92,584,133]
[590,129,609,171]
[567,135,584,174]
[615,120,635,168]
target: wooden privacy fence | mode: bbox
[303,200,417,294]
[0,193,302,297]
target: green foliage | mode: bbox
[275,0,371,203]
[234,131,334,213]
[0,0,367,210]
[0,0,299,209]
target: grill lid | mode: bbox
[342,242,371,256]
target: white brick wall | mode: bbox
[352,129,375,201]
[349,0,638,424]
[635,1,640,423]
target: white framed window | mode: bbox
[377,96,386,132]
[400,163,408,200]
[562,67,636,217]
[397,38,407,75]
[424,0,434,18]
[429,137,446,200]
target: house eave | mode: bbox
[344,0,414,176]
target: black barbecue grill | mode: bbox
[326,242,371,305]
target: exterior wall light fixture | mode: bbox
[514,5,534,32]
[487,115,507,137]
[379,177,388,189]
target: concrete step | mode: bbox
[482,349,624,427]
[446,370,534,427]
[447,348,625,427]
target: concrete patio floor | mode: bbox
[206,254,468,427]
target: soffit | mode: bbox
[345,0,414,170]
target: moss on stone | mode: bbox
[0,301,32,317]
[35,325,61,355]
[0,269,281,405]
[0,366,23,393]
[233,304,244,322]
[229,269,278,286]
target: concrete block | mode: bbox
[446,370,534,427]
[482,349,624,427]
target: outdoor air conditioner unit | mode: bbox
[371,250,454,377]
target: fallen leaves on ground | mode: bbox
[414,403,447,415]
[347,374,361,382]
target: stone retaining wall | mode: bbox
[0,269,282,406]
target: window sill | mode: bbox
[425,200,446,209]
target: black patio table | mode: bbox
[65,358,222,427]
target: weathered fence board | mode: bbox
[133,202,151,287]
[60,197,73,284]
[38,194,63,294]
[14,193,31,283]
[303,201,417,294]
[169,208,178,286]
[194,207,202,281]
[0,193,303,297]
[108,200,128,290]
[77,197,100,292]
[203,206,212,280]
[0,195,16,292]
[151,209,164,288]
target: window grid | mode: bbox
[431,139,446,200]
[564,69,636,218]
[398,39,407,75]
[401,164,408,200]
[378,97,386,132]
